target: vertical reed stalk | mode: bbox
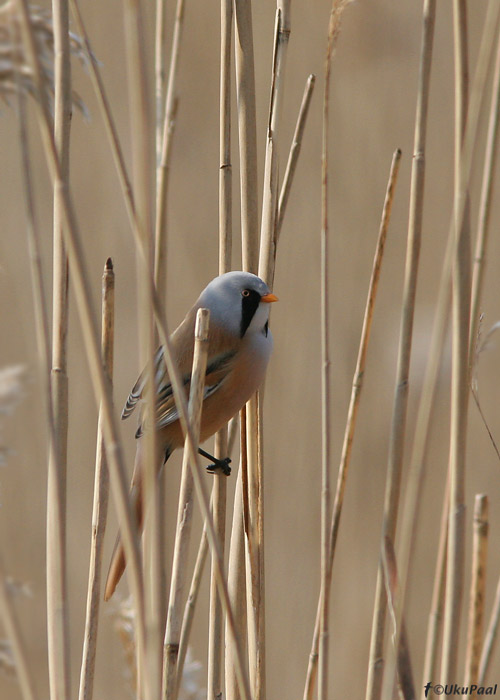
[207,1,232,692]
[122,0,160,696]
[441,0,470,682]
[154,0,185,300]
[234,0,259,273]
[303,148,401,700]
[258,2,290,286]
[464,495,488,694]
[422,481,449,697]
[48,0,72,696]
[365,4,435,699]
[155,0,166,165]
[78,259,114,700]
[163,309,211,700]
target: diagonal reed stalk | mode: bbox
[47,0,72,696]
[154,0,185,300]
[163,309,211,700]
[464,494,488,693]
[276,73,315,240]
[78,259,114,700]
[366,3,436,698]
[380,538,415,700]
[303,148,401,700]
[479,572,500,685]
[469,29,500,357]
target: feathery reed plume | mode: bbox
[0,366,26,466]
[0,0,87,112]
[0,371,37,700]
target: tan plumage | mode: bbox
[104,271,277,600]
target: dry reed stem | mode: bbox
[154,324,252,700]
[258,2,290,286]
[0,554,39,700]
[234,0,259,273]
[47,0,72,696]
[365,3,436,699]
[16,59,55,451]
[441,0,470,682]
[464,495,488,694]
[469,30,500,357]
[155,0,166,165]
[154,0,185,300]
[219,0,232,271]
[392,5,500,693]
[122,1,161,696]
[276,73,315,240]
[225,468,248,700]
[163,309,211,700]
[78,259,114,700]
[207,431,228,700]
[207,1,233,689]
[479,573,500,684]
[422,481,449,697]
[177,525,208,696]
[242,5,291,697]
[69,0,137,225]
[303,148,401,700]
[15,0,149,675]
[319,3,352,698]
[59,5,252,693]
[380,538,415,700]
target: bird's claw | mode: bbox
[206,457,232,476]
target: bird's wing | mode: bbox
[122,311,240,436]
[153,348,237,431]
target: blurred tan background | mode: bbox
[1,0,500,697]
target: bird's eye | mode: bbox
[242,289,251,297]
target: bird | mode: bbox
[104,270,278,600]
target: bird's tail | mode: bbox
[104,442,169,601]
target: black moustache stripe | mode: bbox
[240,290,262,337]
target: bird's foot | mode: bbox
[198,447,232,476]
[206,457,232,476]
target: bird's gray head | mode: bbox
[198,271,278,339]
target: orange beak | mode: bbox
[261,292,279,303]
